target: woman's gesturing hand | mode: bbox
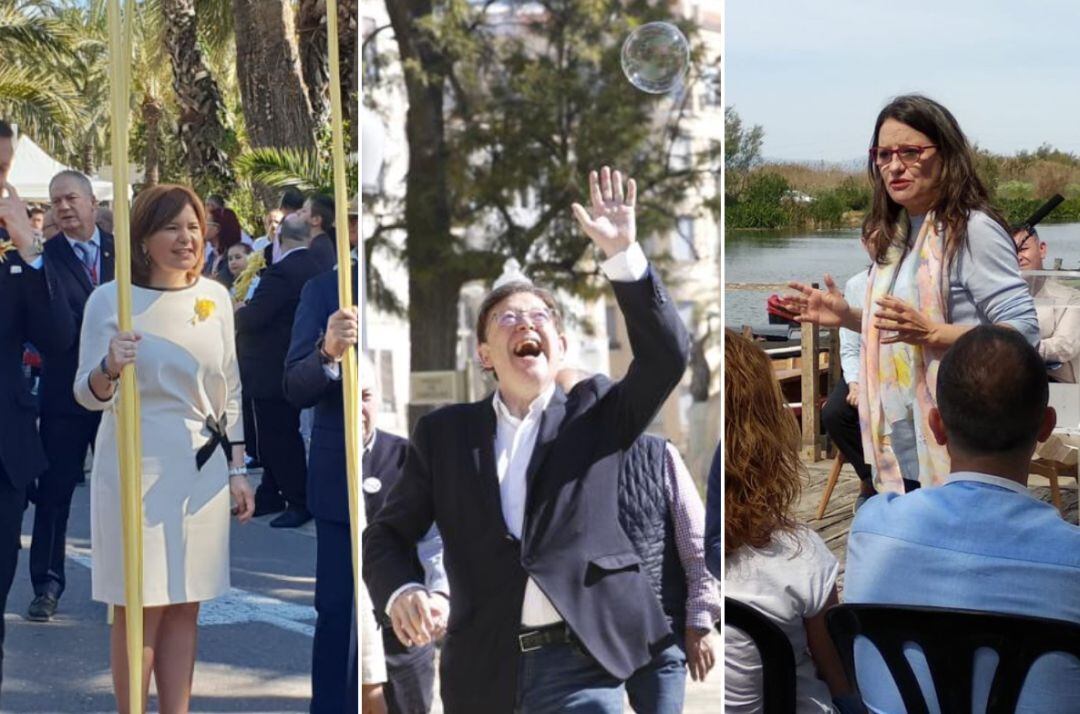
[874,295,939,346]
[784,274,852,328]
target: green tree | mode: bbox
[0,1,81,154]
[724,105,763,197]
[376,0,711,422]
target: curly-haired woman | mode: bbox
[723,331,859,714]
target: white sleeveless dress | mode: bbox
[74,277,243,606]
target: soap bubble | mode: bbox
[621,22,690,94]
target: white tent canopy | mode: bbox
[9,135,116,202]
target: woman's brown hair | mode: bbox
[130,184,206,286]
[863,94,1010,270]
[724,330,803,556]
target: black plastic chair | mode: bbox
[724,596,797,714]
[827,604,1080,714]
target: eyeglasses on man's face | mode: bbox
[869,144,937,168]
[492,308,554,330]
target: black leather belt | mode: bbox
[518,623,574,653]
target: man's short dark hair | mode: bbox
[207,193,225,207]
[280,188,304,211]
[475,282,564,344]
[936,326,1048,455]
[307,193,335,230]
[28,206,44,217]
[0,121,13,140]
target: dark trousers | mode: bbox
[252,397,307,509]
[312,518,355,713]
[821,376,873,483]
[29,413,98,598]
[0,467,27,692]
[384,640,436,714]
[242,394,259,462]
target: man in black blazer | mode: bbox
[236,213,324,528]
[0,125,76,686]
[359,357,445,714]
[26,169,115,622]
[363,167,690,713]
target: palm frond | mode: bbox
[0,4,77,60]
[0,65,82,150]
[234,146,358,197]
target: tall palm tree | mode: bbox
[231,0,316,153]
[0,1,81,153]
[159,0,233,189]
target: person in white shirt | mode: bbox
[821,263,876,511]
[724,331,859,714]
[363,167,691,714]
[1014,226,1080,383]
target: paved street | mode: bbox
[3,474,722,712]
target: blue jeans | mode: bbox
[516,641,624,714]
[625,640,687,714]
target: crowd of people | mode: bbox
[1,118,723,714]
[725,94,1080,712]
[0,118,366,712]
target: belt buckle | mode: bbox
[518,630,542,653]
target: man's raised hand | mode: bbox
[571,166,637,259]
[0,182,38,262]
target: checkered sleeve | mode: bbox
[664,443,722,631]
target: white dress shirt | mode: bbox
[493,384,563,626]
[385,243,650,624]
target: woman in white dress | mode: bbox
[74,184,255,713]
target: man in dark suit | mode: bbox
[0,120,76,686]
[299,193,336,272]
[284,260,447,712]
[26,169,115,622]
[236,213,324,528]
[363,167,690,713]
[359,354,445,714]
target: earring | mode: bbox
[142,251,151,266]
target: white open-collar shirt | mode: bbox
[387,243,649,628]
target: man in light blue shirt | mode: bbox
[845,325,1080,713]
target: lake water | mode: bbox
[724,222,1080,328]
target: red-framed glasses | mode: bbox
[869,144,937,168]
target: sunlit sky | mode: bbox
[725,0,1080,163]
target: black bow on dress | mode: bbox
[196,414,231,471]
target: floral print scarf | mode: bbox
[858,214,951,493]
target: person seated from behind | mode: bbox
[821,240,876,511]
[1014,226,1080,383]
[724,330,861,714]
[845,325,1080,713]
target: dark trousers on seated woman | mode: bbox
[822,376,873,485]
[822,376,922,494]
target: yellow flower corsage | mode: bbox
[191,297,217,324]
[0,239,15,263]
